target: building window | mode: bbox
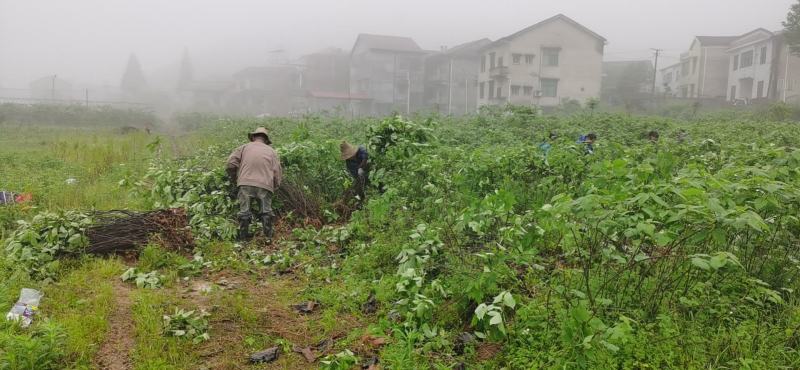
[497,56,504,67]
[541,78,558,97]
[542,48,560,67]
[525,54,534,64]
[665,72,672,83]
[757,80,765,98]
[488,80,495,98]
[511,85,521,96]
[733,55,739,71]
[481,56,486,72]
[496,87,503,98]
[512,54,521,64]
[760,46,768,65]
[692,58,697,74]
[681,61,689,76]
[479,82,485,99]
[730,85,736,100]
[523,86,533,96]
[489,52,496,69]
[741,50,754,68]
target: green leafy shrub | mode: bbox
[0,319,67,370]
[120,268,163,289]
[319,349,358,370]
[2,211,91,280]
[162,308,210,344]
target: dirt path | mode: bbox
[94,281,135,370]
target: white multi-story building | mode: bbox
[726,28,776,102]
[725,29,800,105]
[477,14,605,109]
[659,63,683,97]
[678,36,737,99]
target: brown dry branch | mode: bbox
[275,181,323,220]
[85,208,193,254]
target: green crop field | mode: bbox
[2,105,800,369]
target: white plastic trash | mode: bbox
[5,288,43,327]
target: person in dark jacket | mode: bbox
[340,141,369,202]
[577,133,597,155]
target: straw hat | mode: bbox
[248,127,270,141]
[340,141,358,160]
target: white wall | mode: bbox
[727,39,774,101]
[477,17,603,108]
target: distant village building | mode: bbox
[725,29,800,105]
[726,29,776,103]
[601,60,653,105]
[677,36,737,99]
[477,14,605,109]
[659,63,683,97]
[187,81,234,112]
[298,48,357,112]
[29,75,73,101]
[349,34,429,116]
[772,32,800,105]
[423,39,491,115]
[228,66,303,115]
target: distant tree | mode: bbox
[177,48,193,91]
[784,0,800,55]
[586,98,599,116]
[120,53,147,94]
[616,62,652,112]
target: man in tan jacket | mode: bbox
[226,127,283,241]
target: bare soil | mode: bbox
[94,281,135,370]
[187,271,363,369]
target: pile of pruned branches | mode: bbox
[86,208,194,254]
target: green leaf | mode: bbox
[488,311,503,326]
[502,292,516,309]
[571,304,591,323]
[474,304,489,320]
[636,222,655,237]
[691,257,710,271]
[708,254,727,270]
[600,340,620,352]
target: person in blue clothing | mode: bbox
[577,133,597,155]
[538,131,558,162]
[340,141,369,202]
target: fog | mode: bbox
[0,0,793,88]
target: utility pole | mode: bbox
[392,54,397,111]
[406,71,411,115]
[465,78,469,115]
[447,59,453,115]
[51,74,57,101]
[651,49,662,96]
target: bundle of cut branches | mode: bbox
[275,181,322,221]
[86,208,194,254]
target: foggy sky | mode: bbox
[0,0,794,88]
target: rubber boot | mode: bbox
[260,214,274,240]
[237,215,251,241]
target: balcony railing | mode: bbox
[489,66,509,79]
